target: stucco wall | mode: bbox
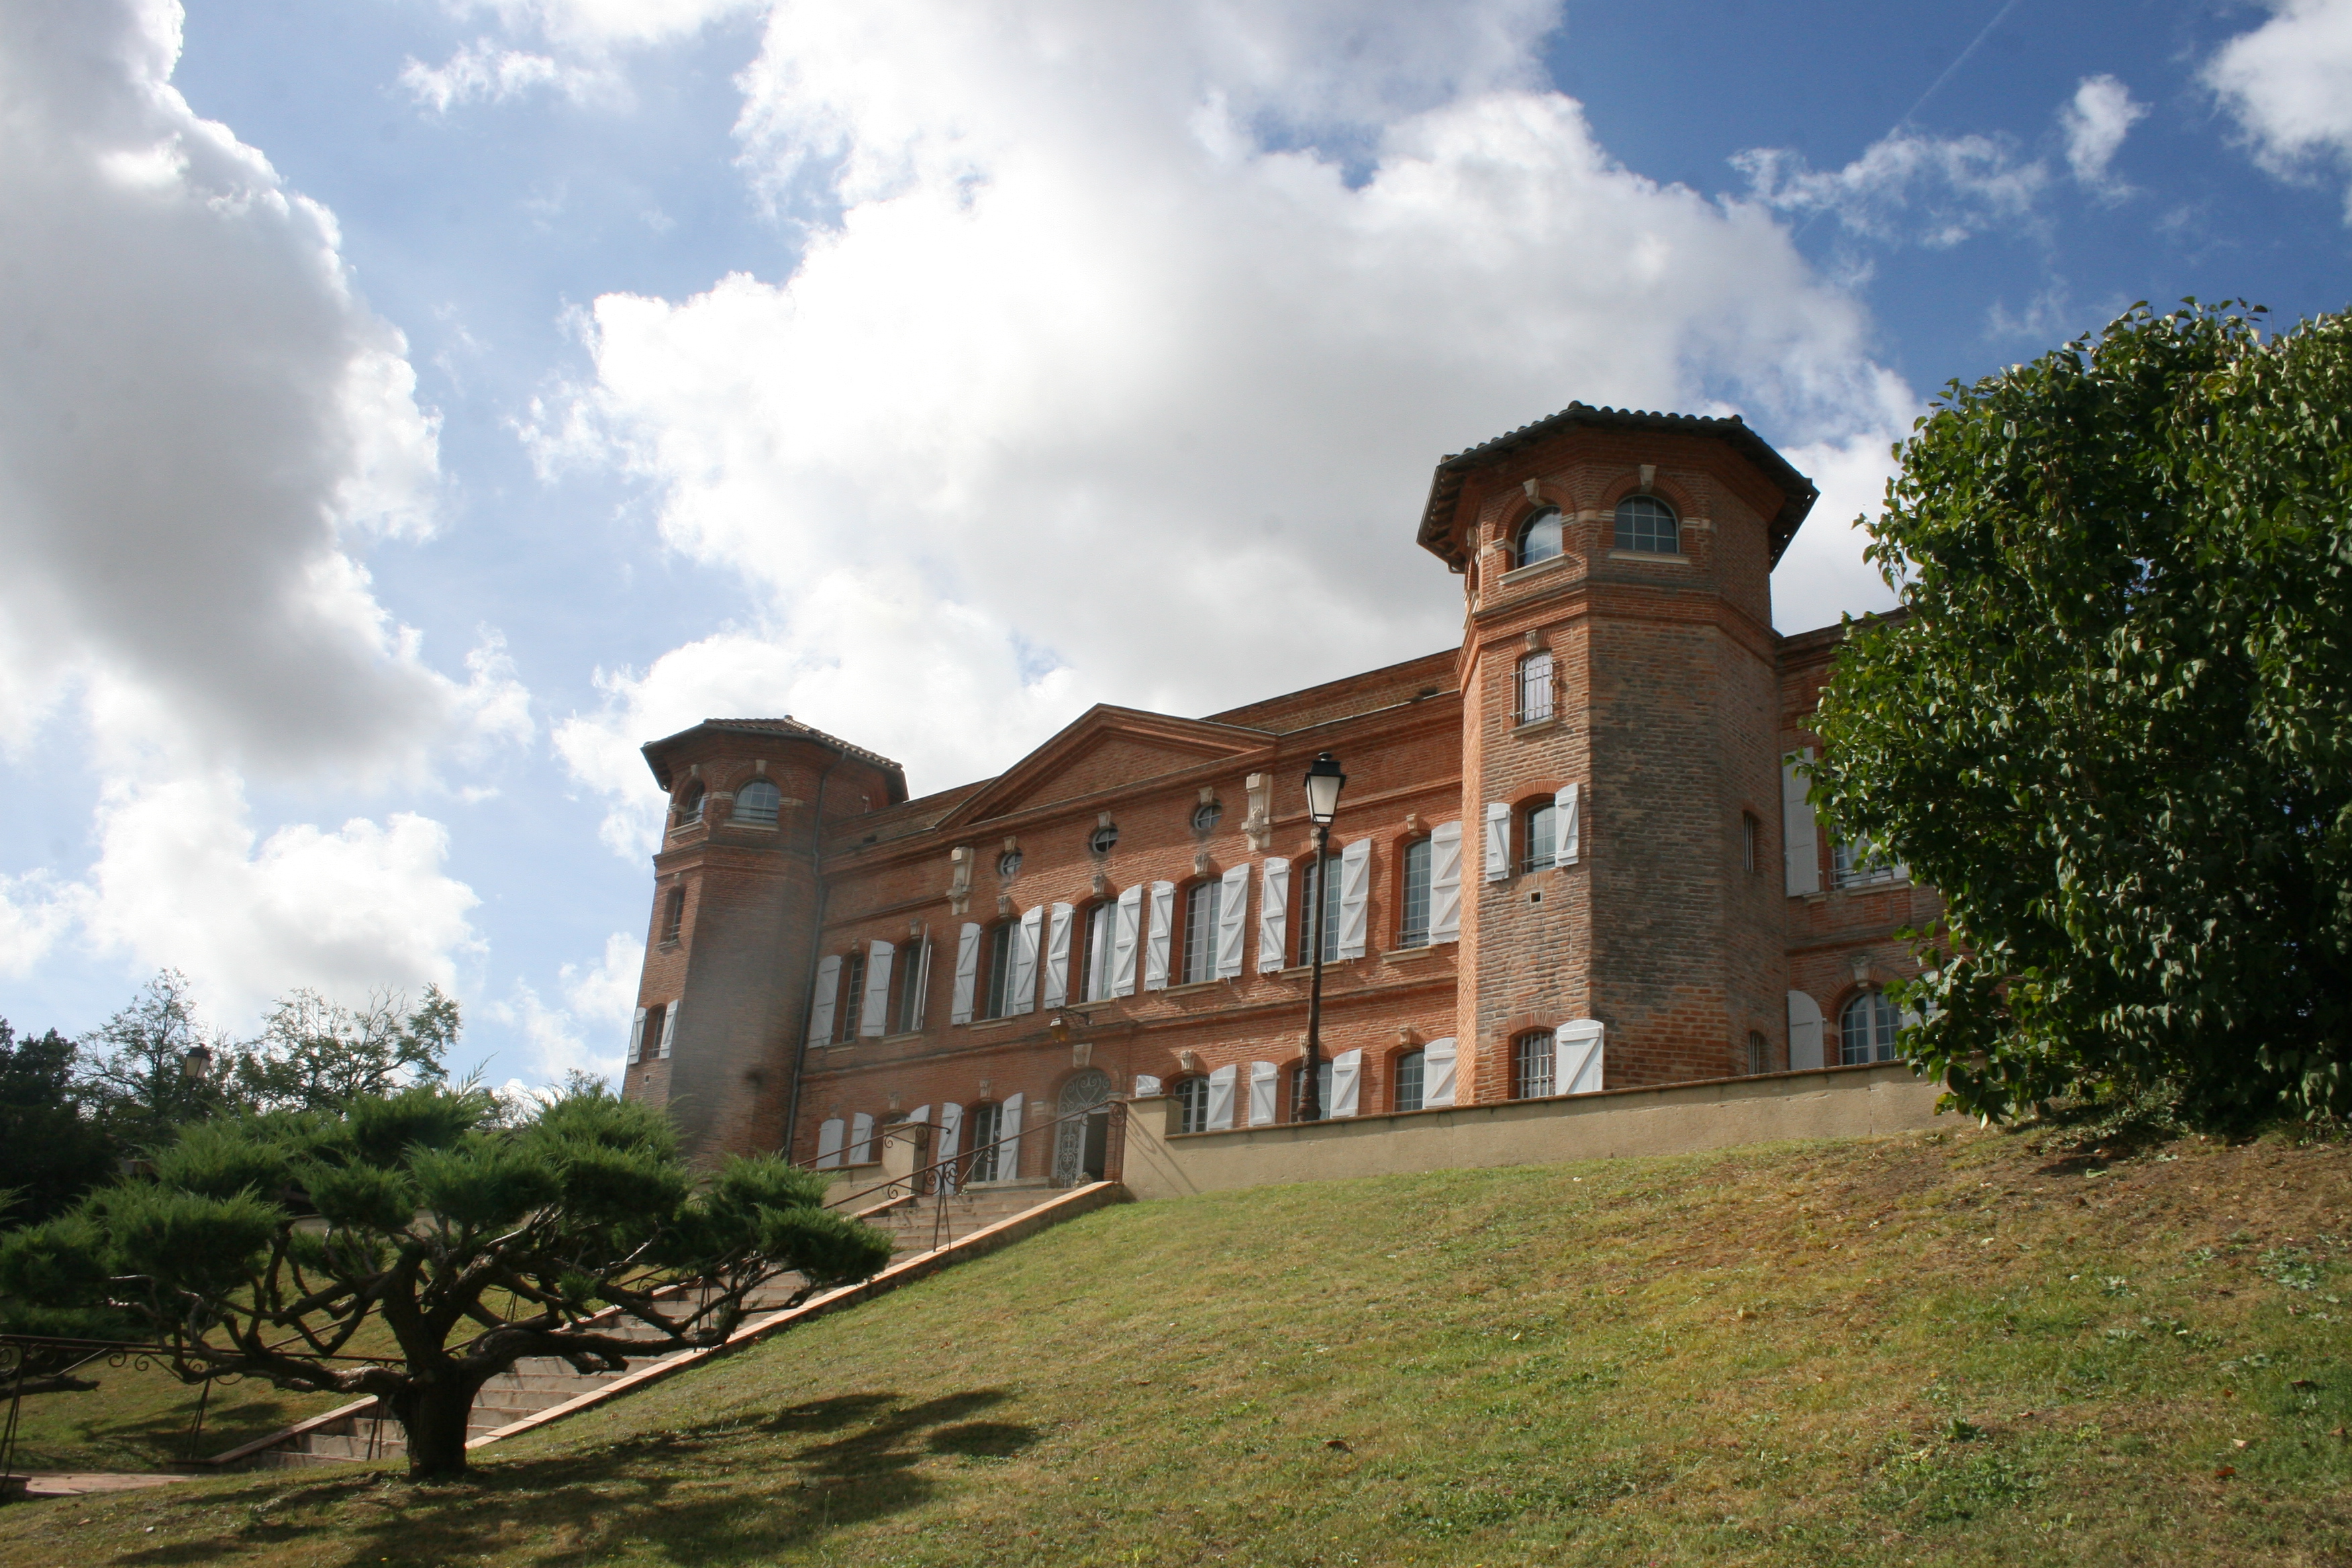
[1119,1060,1945,1200]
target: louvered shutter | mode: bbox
[656,1000,680,1059]
[1428,822,1462,942]
[1555,1018,1604,1095]
[1782,749,1820,895]
[806,955,841,1046]
[1423,1036,1458,1108]
[1042,903,1074,1008]
[860,940,894,1036]
[1112,885,1142,995]
[1247,1061,1278,1126]
[816,1118,845,1169]
[1215,863,1250,979]
[936,1102,963,1192]
[1257,856,1291,973]
[950,922,981,1024]
[627,1007,647,1065]
[998,1093,1024,1178]
[1484,802,1511,881]
[1555,783,1581,866]
[1786,989,1824,1071]
[1336,838,1372,959]
[1144,881,1175,991]
[1010,906,1042,1014]
[1206,1064,1237,1130]
[1330,1048,1362,1117]
[907,939,933,1030]
[1132,1074,1163,1096]
[848,1111,876,1164]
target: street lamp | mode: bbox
[1299,751,1346,1122]
[181,1045,213,1081]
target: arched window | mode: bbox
[1173,1075,1211,1134]
[734,778,781,827]
[1514,1030,1555,1098]
[1614,494,1678,554]
[1397,838,1432,949]
[1515,506,1565,568]
[1393,1048,1426,1112]
[1181,879,1222,984]
[1840,991,1900,1065]
[1081,901,1116,1001]
[1522,800,1557,873]
[1516,648,1554,724]
[676,782,705,826]
[1289,1059,1334,1121]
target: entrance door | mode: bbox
[1053,1069,1113,1186]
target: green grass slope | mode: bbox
[4,1123,2349,1566]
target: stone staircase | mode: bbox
[217,1180,1079,1470]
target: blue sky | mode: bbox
[2,0,2347,1098]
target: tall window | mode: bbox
[1181,880,1221,984]
[964,1101,1004,1184]
[1516,650,1555,724]
[1614,495,1678,554]
[838,952,866,1042]
[1289,1059,1334,1120]
[1081,902,1116,1001]
[983,923,1015,1019]
[1397,838,1432,949]
[1394,1049,1426,1112]
[1743,812,1760,874]
[1841,991,1900,1065]
[661,886,685,943]
[896,941,928,1034]
[1523,801,1557,874]
[1295,852,1342,967]
[1833,834,1901,889]
[676,783,704,826]
[1747,1030,1769,1075]
[1174,1076,1210,1134]
[1516,505,1565,568]
[1514,1031,1555,1098]
[734,778,781,826]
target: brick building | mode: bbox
[620,403,1934,1179]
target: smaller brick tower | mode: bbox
[628,720,905,1162]
[1418,405,1816,1101]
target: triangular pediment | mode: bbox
[940,705,1273,827]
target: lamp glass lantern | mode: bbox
[1303,752,1347,824]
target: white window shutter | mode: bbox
[1215,863,1250,979]
[1484,802,1512,881]
[1330,1048,1362,1117]
[950,923,981,1024]
[1783,749,1821,895]
[1206,1064,1237,1130]
[1132,1074,1163,1096]
[936,1102,963,1191]
[815,1118,845,1169]
[908,938,933,1030]
[1042,903,1074,1008]
[1428,823,1463,942]
[1555,783,1581,867]
[656,1000,680,1059]
[1247,1061,1278,1126]
[627,1007,646,1065]
[1144,880,1175,991]
[860,940,894,1036]
[1112,885,1142,995]
[1423,1036,1458,1107]
[1787,989,1824,1071]
[1336,838,1373,959]
[806,955,841,1046]
[998,1092,1024,1177]
[1257,857,1291,973]
[848,1111,876,1163]
[1555,1018,1605,1095]
[1010,906,1042,1014]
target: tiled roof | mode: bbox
[641,717,905,792]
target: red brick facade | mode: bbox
[620,405,1928,1171]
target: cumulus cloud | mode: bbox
[1732,128,2049,247]
[546,0,1912,830]
[2206,0,2352,216]
[2059,74,2147,191]
[401,40,611,113]
[403,0,765,111]
[486,933,642,1088]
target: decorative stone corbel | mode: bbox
[1244,773,1273,851]
[1071,1041,1093,1070]
[1192,846,1212,877]
[1178,1048,1202,1073]
[997,893,1015,917]
[1638,463,1655,491]
[947,845,973,915]
[1091,871,1112,899]
[1522,477,1541,499]
[1398,1026,1421,1048]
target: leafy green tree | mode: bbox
[77,970,232,1150]
[228,985,458,1113]
[1810,301,2352,1126]
[0,1084,894,1479]
[0,1020,115,1224]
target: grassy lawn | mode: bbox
[1,1120,2347,1565]
[0,1355,349,1475]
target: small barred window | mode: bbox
[1516,650,1554,724]
[1514,1031,1555,1099]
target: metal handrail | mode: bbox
[817,1097,1128,1251]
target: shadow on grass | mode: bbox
[111,1389,1037,1567]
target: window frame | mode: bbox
[734,778,782,827]
[895,940,928,1034]
[676,783,705,827]
[1522,800,1557,874]
[1396,837,1432,949]
[1295,851,1343,967]
[1516,649,1555,724]
[1173,1076,1211,1134]
[1514,505,1566,569]
[1181,879,1222,985]
[1080,901,1116,1001]
[1514,1030,1555,1099]
[1832,834,1902,889]
[1612,494,1679,554]
[963,1101,1004,1184]
[660,886,685,944]
[1393,1048,1426,1112]
[838,950,867,1042]
[982,922,1016,1020]
[1840,991,1900,1065]
[1288,1059,1334,1122]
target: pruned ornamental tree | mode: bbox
[0,1084,894,1479]
[1811,301,2351,1126]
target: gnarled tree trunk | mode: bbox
[389,1367,484,1480]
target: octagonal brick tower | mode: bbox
[1416,405,1818,1102]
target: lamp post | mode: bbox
[1299,751,1346,1122]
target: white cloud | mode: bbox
[485,933,642,1089]
[2059,74,2147,192]
[546,0,1917,826]
[1732,128,2049,248]
[2206,0,2352,216]
[401,40,612,113]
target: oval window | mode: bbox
[997,848,1024,879]
[1089,824,1119,855]
[1191,801,1224,833]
